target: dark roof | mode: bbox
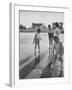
[32,23,43,27]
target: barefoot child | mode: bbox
[53,36,64,57]
[33,28,42,58]
[51,36,64,77]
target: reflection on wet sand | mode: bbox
[35,51,40,65]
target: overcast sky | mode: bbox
[20,10,64,28]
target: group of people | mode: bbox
[33,22,64,77]
[48,22,64,77]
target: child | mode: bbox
[33,28,42,57]
[53,36,64,57]
[51,36,64,77]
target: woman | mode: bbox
[54,22,60,38]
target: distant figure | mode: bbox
[48,25,54,60]
[48,24,54,45]
[33,28,42,59]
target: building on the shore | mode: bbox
[32,22,48,32]
[32,23,43,29]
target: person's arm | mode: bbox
[59,42,64,57]
[40,36,42,40]
[33,33,37,43]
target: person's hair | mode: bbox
[52,22,55,26]
[55,22,59,28]
[48,24,51,27]
[54,36,59,44]
[37,28,41,33]
[48,24,51,29]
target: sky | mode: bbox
[19,10,64,28]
